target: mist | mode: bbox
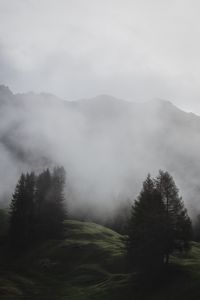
[0,85,199,220]
[1,1,200,114]
[1,2,200,299]
[0,0,200,221]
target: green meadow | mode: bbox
[1,220,200,300]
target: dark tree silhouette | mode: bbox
[128,171,192,273]
[193,214,200,241]
[9,172,35,249]
[128,174,166,272]
[35,169,52,240]
[9,167,67,249]
[35,167,66,239]
[50,167,66,236]
[155,170,192,264]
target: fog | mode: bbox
[1,1,200,113]
[1,1,200,219]
[0,86,200,220]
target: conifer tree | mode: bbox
[49,167,66,237]
[9,172,35,248]
[155,170,192,264]
[35,167,66,239]
[35,169,52,239]
[128,174,166,272]
[9,167,67,248]
[128,171,192,272]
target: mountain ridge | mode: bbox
[1,84,196,118]
[0,85,200,218]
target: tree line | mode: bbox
[5,167,193,274]
[9,166,66,250]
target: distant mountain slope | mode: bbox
[0,85,200,216]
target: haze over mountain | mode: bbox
[0,84,199,218]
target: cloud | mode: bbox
[0,0,200,112]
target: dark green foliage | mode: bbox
[193,215,200,241]
[128,174,167,272]
[156,170,192,262]
[50,167,67,236]
[9,167,67,249]
[0,209,9,239]
[35,167,66,239]
[35,168,53,239]
[9,173,35,248]
[128,171,192,272]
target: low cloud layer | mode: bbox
[0,1,200,113]
[0,87,200,220]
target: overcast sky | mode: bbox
[0,0,200,113]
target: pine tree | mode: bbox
[35,169,52,239]
[128,174,166,272]
[155,170,192,264]
[128,171,192,272]
[9,172,35,249]
[9,167,67,248]
[193,214,200,241]
[49,167,66,237]
[35,167,66,239]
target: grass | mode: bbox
[0,220,128,299]
[1,220,200,299]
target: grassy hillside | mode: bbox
[1,220,200,299]
[0,220,131,299]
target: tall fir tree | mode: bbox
[9,167,67,249]
[35,169,52,240]
[35,167,66,239]
[9,172,35,249]
[49,167,66,237]
[128,174,166,272]
[128,171,192,272]
[155,170,192,264]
